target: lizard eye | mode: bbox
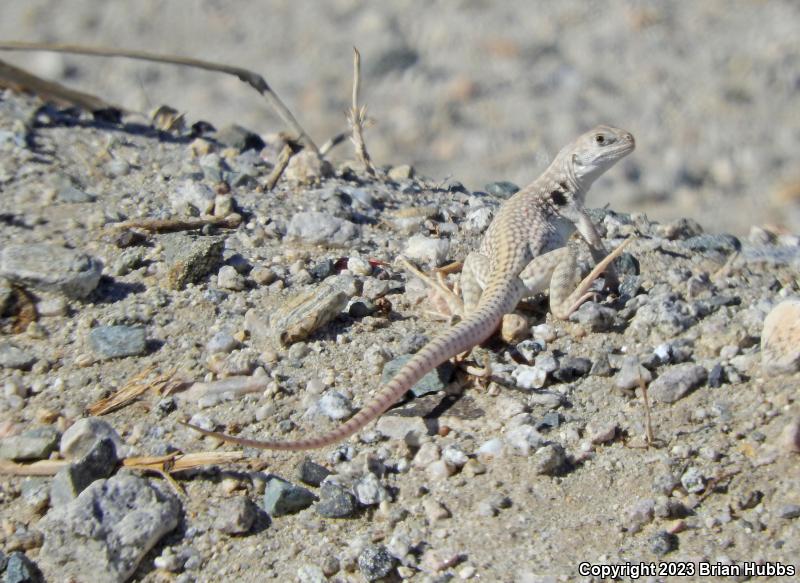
[595,134,606,145]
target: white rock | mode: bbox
[404,234,450,268]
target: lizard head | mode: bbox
[567,125,635,185]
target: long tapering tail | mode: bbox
[183,277,523,450]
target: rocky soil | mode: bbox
[0,85,799,583]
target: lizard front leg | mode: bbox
[518,238,631,320]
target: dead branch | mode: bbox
[0,41,319,156]
[265,142,294,190]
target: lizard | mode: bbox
[183,124,636,451]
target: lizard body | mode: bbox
[185,125,635,450]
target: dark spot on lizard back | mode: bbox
[549,183,568,206]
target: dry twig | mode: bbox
[108,214,242,234]
[0,41,319,155]
[265,142,295,190]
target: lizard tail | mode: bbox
[182,278,523,451]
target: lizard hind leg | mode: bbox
[549,237,633,320]
[397,256,465,320]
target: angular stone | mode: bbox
[381,354,454,398]
[0,343,36,370]
[262,477,315,516]
[0,244,102,299]
[37,474,181,583]
[3,551,43,583]
[295,458,331,487]
[60,418,124,460]
[89,326,147,359]
[270,275,360,346]
[286,211,359,247]
[161,233,224,290]
[213,497,258,535]
[0,427,60,461]
[649,364,707,403]
[315,482,357,518]
[50,438,119,507]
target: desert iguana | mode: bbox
[185,125,635,450]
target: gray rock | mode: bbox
[403,234,450,268]
[262,477,316,516]
[649,364,707,403]
[286,211,359,247]
[37,473,181,583]
[778,504,800,519]
[206,332,240,355]
[570,302,616,331]
[625,498,655,533]
[552,356,592,383]
[381,354,454,398]
[217,265,246,291]
[60,418,123,460]
[315,482,357,518]
[57,185,95,203]
[50,438,119,507]
[213,497,258,535]
[0,244,102,299]
[613,356,652,391]
[317,391,354,420]
[0,427,60,461]
[20,478,50,513]
[533,443,567,475]
[170,181,215,215]
[376,414,430,445]
[682,233,740,254]
[3,552,43,583]
[295,458,331,487]
[358,545,396,582]
[680,466,706,494]
[354,473,388,506]
[162,234,224,290]
[89,326,147,359]
[0,343,36,370]
[649,531,679,556]
[484,181,519,198]
[270,275,361,346]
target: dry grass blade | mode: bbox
[87,367,179,416]
[0,57,118,112]
[123,451,247,494]
[108,214,242,234]
[347,47,377,177]
[0,40,319,156]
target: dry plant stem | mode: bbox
[0,58,118,111]
[265,143,294,190]
[0,459,67,476]
[348,47,376,176]
[319,132,348,157]
[109,214,242,234]
[638,373,655,447]
[0,41,320,156]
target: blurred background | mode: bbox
[1,0,798,234]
